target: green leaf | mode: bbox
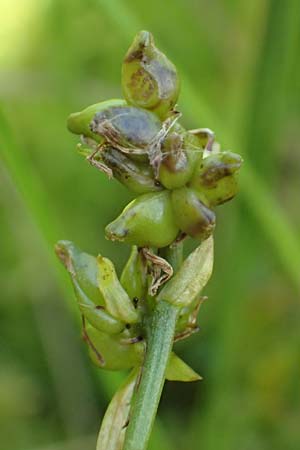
[97,255,139,324]
[73,280,125,335]
[120,246,147,301]
[157,236,214,307]
[97,369,138,450]
[55,240,105,306]
[166,352,202,382]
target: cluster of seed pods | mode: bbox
[57,31,242,377]
[68,31,242,248]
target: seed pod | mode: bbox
[158,130,201,189]
[157,236,214,307]
[122,30,180,120]
[120,246,147,302]
[202,176,240,206]
[55,240,104,306]
[189,151,243,206]
[86,325,144,370]
[97,255,139,324]
[73,280,125,334]
[90,105,162,158]
[105,191,179,248]
[171,187,215,240]
[101,146,163,194]
[67,99,126,143]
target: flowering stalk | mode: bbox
[123,299,178,450]
[56,30,242,450]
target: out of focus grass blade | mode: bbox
[0,106,102,435]
[242,0,300,179]
[188,0,300,448]
[0,107,71,299]
[0,106,126,434]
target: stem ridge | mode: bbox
[123,300,178,450]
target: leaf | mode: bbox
[120,246,147,300]
[96,369,138,450]
[97,255,139,324]
[166,352,202,382]
[55,240,104,305]
[73,280,124,335]
[157,236,214,307]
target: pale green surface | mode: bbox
[105,191,179,247]
[0,1,300,450]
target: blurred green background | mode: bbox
[1,1,300,449]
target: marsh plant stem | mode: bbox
[123,245,182,450]
[123,300,178,450]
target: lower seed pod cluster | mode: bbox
[55,241,203,381]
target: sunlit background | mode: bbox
[1,1,300,449]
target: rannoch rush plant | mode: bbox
[56,30,242,450]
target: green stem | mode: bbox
[159,241,183,273]
[123,245,182,450]
[123,300,178,450]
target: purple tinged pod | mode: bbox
[105,191,179,248]
[100,146,163,194]
[122,31,180,120]
[90,105,162,159]
[158,129,202,189]
[189,151,243,206]
[171,187,215,240]
[67,99,126,143]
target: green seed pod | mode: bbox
[171,187,215,240]
[90,105,162,158]
[189,151,243,206]
[158,130,201,189]
[105,191,179,248]
[67,99,126,142]
[55,240,104,306]
[120,246,147,302]
[202,176,240,206]
[122,30,180,120]
[86,325,144,370]
[97,255,139,324]
[157,236,214,307]
[73,280,125,334]
[101,146,163,194]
